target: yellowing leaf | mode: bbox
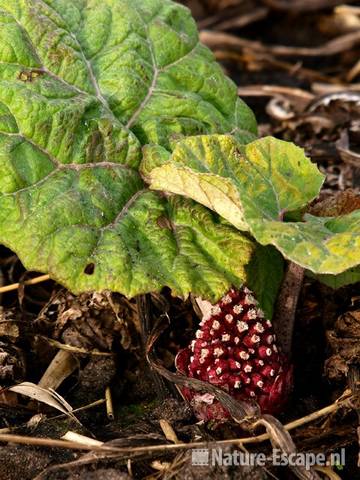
[143,135,324,230]
[252,212,360,274]
[143,134,360,275]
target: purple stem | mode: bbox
[272,262,305,357]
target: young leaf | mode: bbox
[0,0,257,300]
[307,266,360,289]
[245,245,284,319]
[252,212,360,274]
[144,134,360,275]
[142,135,324,231]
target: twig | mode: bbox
[215,51,340,85]
[253,415,321,479]
[238,85,314,107]
[200,29,360,57]
[37,336,115,356]
[50,398,106,419]
[0,400,105,434]
[0,391,352,454]
[0,434,118,452]
[261,0,355,12]
[0,274,50,294]
[206,8,269,31]
[284,389,352,431]
[105,386,114,420]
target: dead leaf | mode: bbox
[9,382,78,422]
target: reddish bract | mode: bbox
[175,287,293,421]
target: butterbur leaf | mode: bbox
[0,0,258,300]
[0,164,256,298]
[144,134,360,275]
[142,135,324,231]
[308,266,360,289]
[252,212,360,274]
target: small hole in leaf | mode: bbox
[84,263,95,275]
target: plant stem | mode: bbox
[273,262,305,357]
[136,294,169,400]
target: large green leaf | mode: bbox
[143,134,360,275]
[0,0,258,299]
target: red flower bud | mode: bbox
[175,287,293,421]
